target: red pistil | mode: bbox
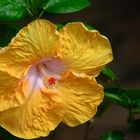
[48,77,56,85]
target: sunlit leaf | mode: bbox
[43,0,91,13]
[0,0,28,21]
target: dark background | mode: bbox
[45,0,140,139]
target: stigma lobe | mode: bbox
[47,77,56,86]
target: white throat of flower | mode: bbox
[23,57,66,94]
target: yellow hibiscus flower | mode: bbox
[0,19,113,139]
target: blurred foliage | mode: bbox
[100,131,125,140]
[0,24,22,47]
[128,118,140,133]
[0,0,140,140]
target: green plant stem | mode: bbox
[38,9,45,18]
[105,92,124,103]
[115,79,121,89]
[26,0,34,17]
[128,108,133,121]
[26,7,34,17]
[84,121,90,140]
[38,0,49,18]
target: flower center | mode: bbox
[48,77,56,85]
[44,76,57,88]
[22,57,66,94]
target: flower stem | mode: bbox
[38,0,49,18]
[38,9,45,18]
[26,7,34,17]
[84,119,95,140]
[84,121,90,140]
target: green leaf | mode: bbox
[132,99,140,113]
[0,24,22,47]
[104,88,140,110]
[56,23,64,30]
[120,89,140,113]
[100,131,125,140]
[29,0,47,8]
[0,0,28,21]
[122,89,140,100]
[104,88,132,107]
[105,92,131,107]
[101,66,118,80]
[125,89,140,113]
[43,0,91,13]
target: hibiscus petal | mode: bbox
[0,70,27,112]
[59,22,113,77]
[58,72,103,126]
[0,87,65,139]
[0,20,59,78]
